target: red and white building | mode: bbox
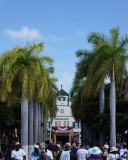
[47,85,81,146]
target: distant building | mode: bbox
[47,85,81,146]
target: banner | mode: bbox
[52,126,73,130]
[58,127,68,131]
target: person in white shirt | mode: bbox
[46,144,53,160]
[47,149,53,160]
[77,143,89,160]
[107,147,119,160]
[11,142,26,160]
[119,142,127,159]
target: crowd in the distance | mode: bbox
[0,141,127,160]
[30,141,128,160]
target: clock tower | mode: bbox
[47,85,81,146]
[56,85,69,106]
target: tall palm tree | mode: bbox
[29,61,57,158]
[0,42,56,158]
[86,27,128,147]
[70,50,95,143]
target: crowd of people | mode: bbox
[0,141,128,160]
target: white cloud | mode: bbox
[4,26,65,42]
[4,26,41,40]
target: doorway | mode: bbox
[56,135,69,146]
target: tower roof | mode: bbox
[59,89,69,96]
[59,85,69,96]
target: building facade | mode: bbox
[47,86,81,146]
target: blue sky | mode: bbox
[0,0,128,93]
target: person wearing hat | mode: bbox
[103,145,109,152]
[11,141,26,160]
[56,142,77,160]
[102,144,109,160]
[106,147,120,160]
[36,143,42,153]
[88,147,103,160]
[31,144,42,160]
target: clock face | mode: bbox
[60,109,64,113]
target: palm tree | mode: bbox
[29,61,57,158]
[86,27,128,147]
[0,42,56,158]
[70,49,94,143]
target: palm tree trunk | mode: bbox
[99,83,105,145]
[100,83,105,113]
[110,75,116,147]
[41,108,44,143]
[34,101,39,144]
[21,93,28,160]
[43,119,47,141]
[28,100,34,160]
[38,104,41,143]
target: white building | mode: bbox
[47,85,81,146]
